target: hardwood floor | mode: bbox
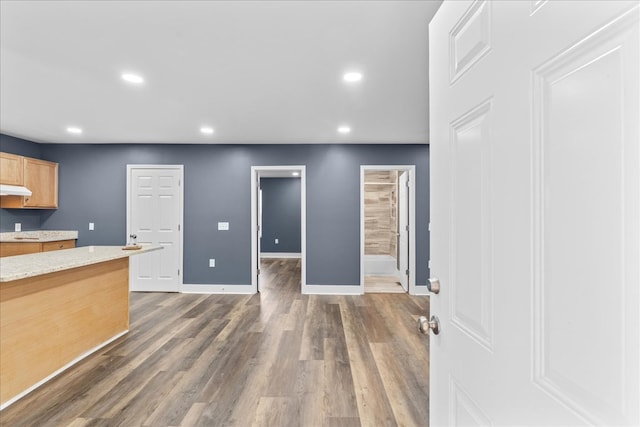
[0,259,430,427]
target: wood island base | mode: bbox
[0,257,129,408]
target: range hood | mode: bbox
[0,184,32,197]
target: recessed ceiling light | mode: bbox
[66,126,83,134]
[200,126,214,135]
[337,125,351,134]
[343,72,363,82]
[121,73,144,84]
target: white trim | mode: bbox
[182,284,255,294]
[260,252,302,259]
[126,164,184,293]
[413,286,431,296]
[251,165,306,294]
[360,165,418,295]
[0,330,128,411]
[302,284,363,295]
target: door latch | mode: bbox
[418,315,440,335]
[427,277,440,294]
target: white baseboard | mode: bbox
[260,252,302,259]
[302,284,363,295]
[182,284,255,294]
[0,330,128,411]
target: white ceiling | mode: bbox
[0,0,441,145]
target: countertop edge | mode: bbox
[0,245,163,282]
[0,230,79,243]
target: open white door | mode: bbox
[428,1,638,425]
[127,165,183,292]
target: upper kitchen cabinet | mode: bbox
[0,152,24,186]
[0,153,59,209]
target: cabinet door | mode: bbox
[0,242,41,257]
[0,152,24,186]
[23,158,58,208]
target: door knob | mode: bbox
[427,277,441,294]
[418,315,440,335]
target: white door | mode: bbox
[429,1,638,426]
[398,171,409,291]
[128,165,183,292]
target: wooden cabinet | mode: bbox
[0,153,58,209]
[0,242,41,257]
[0,152,23,186]
[0,239,75,257]
[23,158,58,208]
[41,239,76,252]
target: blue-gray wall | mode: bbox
[1,135,430,287]
[260,178,301,253]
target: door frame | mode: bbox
[250,165,306,293]
[126,164,184,292]
[360,165,416,294]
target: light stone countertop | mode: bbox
[0,245,162,282]
[0,230,78,242]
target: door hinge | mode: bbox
[178,269,181,276]
[257,268,261,275]
[405,225,410,231]
[178,224,181,231]
[406,179,410,188]
[257,225,261,231]
[405,269,410,276]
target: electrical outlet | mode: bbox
[89,222,95,230]
[218,222,229,231]
[275,238,279,244]
[209,259,216,268]
[15,223,21,232]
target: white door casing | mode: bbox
[429,1,638,426]
[127,165,183,292]
[251,166,306,293]
[360,165,417,294]
[398,171,410,291]
[257,184,263,290]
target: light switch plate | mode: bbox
[15,223,21,232]
[209,259,216,267]
[218,222,229,231]
[89,222,95,230]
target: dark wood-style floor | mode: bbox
[0,259,430,427]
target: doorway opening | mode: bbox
[360,165,416,294]
[251,166,306,293]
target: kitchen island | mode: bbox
[0,245,161,409]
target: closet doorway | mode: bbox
[360,165,416,294]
